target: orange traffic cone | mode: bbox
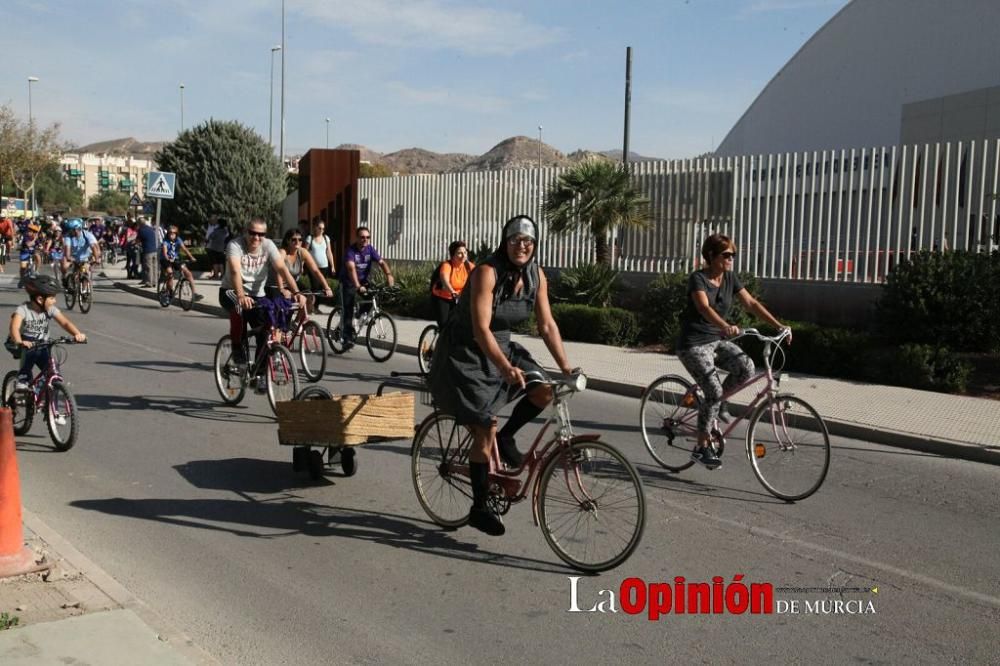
[0,407,38,578]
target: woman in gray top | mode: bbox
[676,233,790,469]
[429,215,575,536]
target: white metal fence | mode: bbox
[358,139,1000,282]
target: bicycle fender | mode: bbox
[530,434,603,527]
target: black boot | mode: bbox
[468,462,504,536]
[496,434,524,468]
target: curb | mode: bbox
[109,280,1000,467]
[22,509,220,665]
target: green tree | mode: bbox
[154,119,286,234]
[35,164,83,212]
[360,162,394,178]
[88,190,130,215]
[542,161,651,265]
[1,104,65,214]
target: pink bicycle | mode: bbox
[639,328,830,502]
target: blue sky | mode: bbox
[3,0,848,158]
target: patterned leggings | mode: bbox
[677,340,755,434]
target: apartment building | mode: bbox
[59,153,157,203]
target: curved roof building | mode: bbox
[716,0,1000,156]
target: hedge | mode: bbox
[550,304,639,347]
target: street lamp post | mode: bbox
[537,125,543,170]
[269,45,281,148]
[279,0,286,168]
[325,118,330,149]
[179,84,185,132]
[27,77,39,217]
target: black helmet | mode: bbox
[25,274,61,297]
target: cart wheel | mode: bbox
[307,449,325,480]
[292,446,308,473]
[341,447,357,477]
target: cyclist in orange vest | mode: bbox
[430,240,475,327]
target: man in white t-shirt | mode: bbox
[220,217,306,369]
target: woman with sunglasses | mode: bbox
[676,233,791,469]
[277,229,334,313]
[428,215,575,537]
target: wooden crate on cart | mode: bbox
[276,390,415,479]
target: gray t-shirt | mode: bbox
[15,303,60,342]
[221,237,281,297]
[677,270,745,349]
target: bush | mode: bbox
[877,250,1000,353]
[640,270,760,350]
[551,304,639,347]
[371,261,436,319]
[553,263,620,307]
[877,344,971,393]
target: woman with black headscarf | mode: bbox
[428,215,575,536]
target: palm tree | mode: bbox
[542,160,651,265]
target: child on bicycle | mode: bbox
[160,225,197,294]
[676,233,791,470]
[8,275,86,390]
[17,222,43,286]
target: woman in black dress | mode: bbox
[429,215,575,536]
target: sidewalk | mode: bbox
[101,263,1000,464]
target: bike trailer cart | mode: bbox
[276,389,415,481]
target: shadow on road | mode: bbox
[634,463,784,504]
[73,393,276,424]
[95,359,213,374]
[70,487,572,574]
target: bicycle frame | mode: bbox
[24,351,66,409]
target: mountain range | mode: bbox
[73,136,662,174]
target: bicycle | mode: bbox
[411,370,646,573]
[639,328,830,502]
[2,337,85,451]
[157,261,194,311]
[416,323,438,376]
[63,260,94,314]
[275,292,328,382]
[324,285,399,362]
[212,290,300,415]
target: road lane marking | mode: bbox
[86,327,201,364]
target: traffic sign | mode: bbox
[128,192,143,207]
[146,171,176,199]
[143,199,156,214]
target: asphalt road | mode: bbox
[6,273,999,664]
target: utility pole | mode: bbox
[279,0,286,168]
[622,46,632,167]
[537,125,543,169]
[269,45,281,147]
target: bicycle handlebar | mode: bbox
[21,337,86,349]
[733,327,792,344]
[521,369,588,393]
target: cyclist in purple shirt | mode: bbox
[339,226,394,347]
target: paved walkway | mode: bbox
[100,263,1000,464]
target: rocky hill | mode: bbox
[73,137,165,158]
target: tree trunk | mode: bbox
[595,233,611,265]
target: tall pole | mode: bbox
[622,46,632,166]
[279,0,286,168]
[325,118,330,149]
[537,125,543,169]
[179,84,185,132]
[27,77,38,217]
[269,46,281,148]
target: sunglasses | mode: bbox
[358,235,371,240]
[508,236,535,247]
[721,251,736,259]
[290,237,303,242]
[247,231,267,238]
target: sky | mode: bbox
[2,0,849,159]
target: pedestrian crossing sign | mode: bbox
[146,171,176,199]
[128,193,143,207]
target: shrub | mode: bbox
[551,304,639,347]
[876,344,971,393]
[370,261,436,319]
[553,263,620,307]
[640,270,760,350]
[877,250,1000,353]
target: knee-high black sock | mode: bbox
[498,397,544,440]
[469,461,489,509]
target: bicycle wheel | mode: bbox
[325,306,349,354]
[265,344,300,414]
[417,324,438,376]
[2,371,34,435]
[639,375,700,472]
[294,385,332,400]
[157,277,171,307]
[295,320,327,382]
[213,335,246,405]
[64,274,77,310]
[538,440,646,573]
[46,380,78,451]
[177,279,194,311]
[411,413,472,528]
[747,395,831,502]
[78,276,93,313]
[366,312,397,362]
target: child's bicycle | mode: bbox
[639,327,831,502]
[2,337,86,451]
[276,292,328,382]
[64,260,94,314]
[324,285,399,362]
[411,370,646,573]
[213,290,300,415]
[157,261,194,311]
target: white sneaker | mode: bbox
[54,414,67,426]
[14,379,30,392]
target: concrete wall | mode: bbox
[717,0,1000,156]
[901,86,1000,145]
